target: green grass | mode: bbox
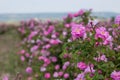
[0,29,26,79]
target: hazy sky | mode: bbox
[0,0,120,13]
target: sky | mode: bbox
[0,0,120,13]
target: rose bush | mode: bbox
[17,9,120,80]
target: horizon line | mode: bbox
[0,11,119,14]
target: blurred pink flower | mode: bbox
[71,23,86,39]
[30,45,39,52]
[64,73,69,79]
[26,67,32,74]
[2,75,9,80]
[58,71,64,77]
[111,71,120,80]
[115,15,120,25]
[55,64,60,70]
[95,27,112,45]
[47,25,54,33]
[50,39,61,45]
[62,65,67,70]
[27,77,33,80]
[94,54,108,62]
[78,9,85,16]
[77,62,87,70]
[64,61,70,66]
[51,56,57,62]
[74,9,85,17]
[45,44,51,49]
[68,13,73,19]
[20,56,25,62]
[41,49,50,56]
[65,23,70,28]
[62,31,67,36]
[19,49,25,55]
[25,53,30,58]
[95,27,109,40]
[28,31,38,40]
[53,72,59,78]
[44,73,51,79]
[84,65,95,73]
[43,58,51,66]
[74,73,85,80]
[40,67,46,72]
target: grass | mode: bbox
[0,29,26,79]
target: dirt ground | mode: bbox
[0,29,25,80]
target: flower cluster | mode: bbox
[17,9,120,80]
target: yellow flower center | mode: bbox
[75,29,81,33]
[80,78,83,80]
[101,31,105,35]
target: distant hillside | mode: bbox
[0,12,119,22]
[92,12,119,18]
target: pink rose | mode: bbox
[77,62,87,70]
[44,73,51,79]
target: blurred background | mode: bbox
[0,0,120,22]
[0,0,120,79]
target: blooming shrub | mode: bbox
[17,9,120,80]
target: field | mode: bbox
[0,28,26,79]
[0,9,120,80]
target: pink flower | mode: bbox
[38,56,45,60]
[44,31,49,36]
[62,65,67,70]
[111,71,120,80]
[64,73,69,79]
[103,36,112,45]
[115,15,120,25]
[43,58,51,65]
[51,34,57,38]
[20,56,25,62]
[44,73,51,79]
[40,50,50,56]
[78,9,85,16]
[84,65,95,73]
[74,9,85,17]
[50,39,61,45]
[64,61,70,66]
[47,25,54,34]
[65,24,70,28]
[30,45,39,52]
[55,65,60,70]
[71,23,86,39]
[28,31,38,40]
[40,67,46,72]
[25,53,30,58]
[58,71,64,77]
[77,62,87,70]
[18,27,26,34]
[27,77,32,80]
[74,73,85,80]
[62,31,67,36]
[95,27,109,40]
[26,67,32,74]
[45,44,51,49]
[50,56,57,62]
[68,13,73,19]
[94,54,108,62]
[2,75,9,80]
[53,72,59,78]
[73,12,79,17]
[19,49,25,54]
[62,61,70,70]
[95,27,112,45]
